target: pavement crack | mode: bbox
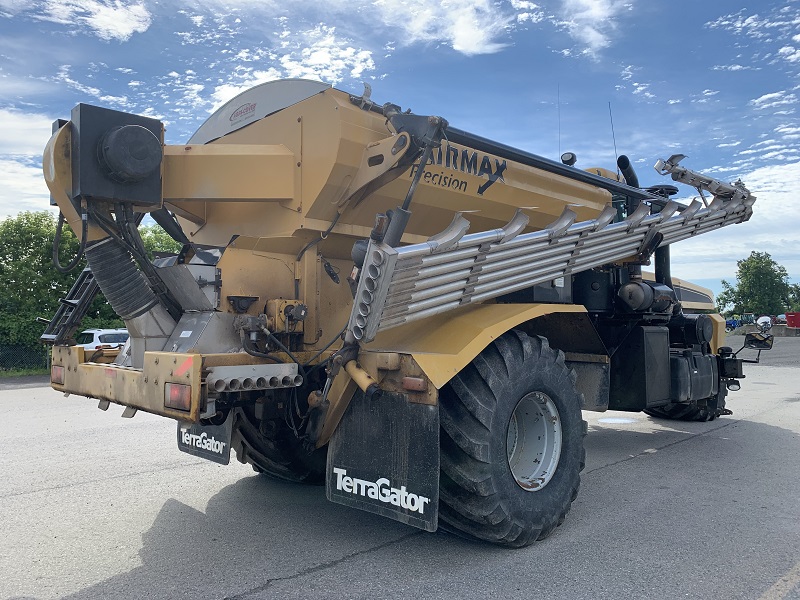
[223,530,423,600]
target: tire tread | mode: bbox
[438,330,585,547]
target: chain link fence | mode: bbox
[0,345,49,371]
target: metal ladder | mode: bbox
[40,267,99,345]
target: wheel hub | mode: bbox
[506,391,562,491]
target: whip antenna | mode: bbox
[608,101,619,176]
[558,84,561,157]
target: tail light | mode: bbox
[51,365,65,385]
[165,383,191,411]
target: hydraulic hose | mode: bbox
[53,210,88,274]
[240,331,281,363]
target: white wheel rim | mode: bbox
[506,391,562,492]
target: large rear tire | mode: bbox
[438,330,585,547]
[230,406,327,484]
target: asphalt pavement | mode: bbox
[726,334,798,367]
[0,339,798,600]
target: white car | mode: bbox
[75,328,129,350]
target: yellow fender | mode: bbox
[365,303,588,389]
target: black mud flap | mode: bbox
[326,391,440,532]
[177,412,233,465]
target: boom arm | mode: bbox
[345,160,755,344]
[655,154,753,203]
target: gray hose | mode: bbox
[85,238,159,320]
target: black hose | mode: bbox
[112,204,182,321]
[294,213,341,299]
[240,332,281,363]
[84,238,160,320]
[259,328,307,379]
[53,211,88,274]
[302,324,347,367]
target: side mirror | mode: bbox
[744,332,774,350]
[756,315,773,332]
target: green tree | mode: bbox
[716,251,793,316]
[789,283,800,312]
[139,222,183,259]
[0,211,181,348]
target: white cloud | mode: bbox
[0,157,53,216]
[190,0,517,56]
[509,0,544,24]
[0,0,35,15]
[209,25,374,110]
[705,11,778,40]
[18,0,152,41]
[279,26,375,81]
[211,67,283,110]
[372,0,513,55]
[706,5,800,71]
[778,45,800,63]
[0,72,55,99]
[717,141,741,148]
[0,107,59,214]
[632,82,655,99]
[738,143,788,155]
[776,124,800,137]
[0,107,53,155]
[620,64,635,80]
[671,161,800,280]
[712,64,760,71]
[749,91,797,110]
[557,0,629,55]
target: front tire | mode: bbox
[231,406,327,484]
[438,331,585,547]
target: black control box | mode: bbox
[70,103,163,205]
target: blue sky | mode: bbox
[1,0,799,294]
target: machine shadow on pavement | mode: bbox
[8,411,797,600]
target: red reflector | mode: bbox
[51,365,65,385]
[165,383,191,411]
[402,376,428,392]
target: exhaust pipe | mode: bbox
[617,155,640,188]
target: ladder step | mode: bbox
[40,268,100,345]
